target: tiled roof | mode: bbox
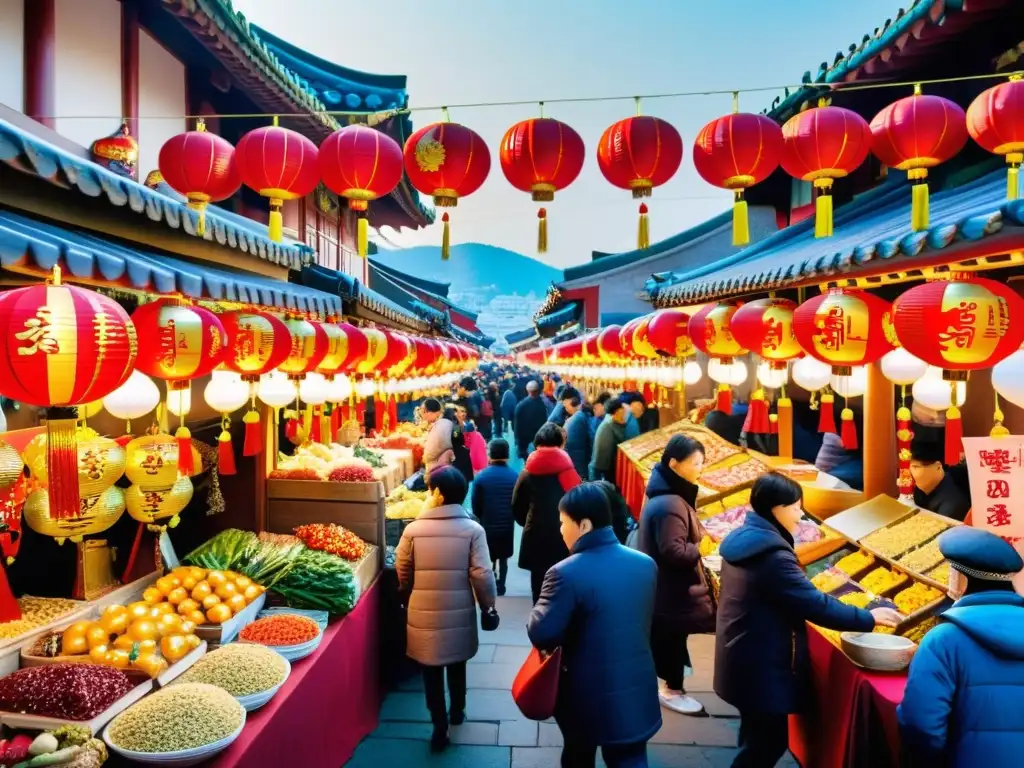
[649,168,1024,307]
[506,327,537,345]
[535,301,582,331]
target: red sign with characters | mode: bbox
[963,436,1024,540]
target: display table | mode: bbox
[616,451,646,520]
[789,627,905,768]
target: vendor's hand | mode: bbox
[870,607,902,628]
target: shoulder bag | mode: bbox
[512,647,562,721]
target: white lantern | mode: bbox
[103,370,161,429]
[203,370,249,414]
[880,348,928,386]
[992,350,1024,409]
[708,358,747,386]
[298,373,329,406]
[166,387,192,418]
[355,378,376,399]
[913,366,966,410]
[792,357,831,392]
[830,366,868,398]
[757,361,789,390]
[682,360,704,386]
[257,370,295,410]
[325,375,353,403]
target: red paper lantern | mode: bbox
[793,289,894,372]
[687,303,746,360]
[335,322,369,374]
[500,118,585,254]
[378,330,412,375]
[632,316,659,360]
[403,122,490,260]
[693,112,783,245]
[355,327,388,375]
[619,319,645,361]
[780,105,871,238]
[646,309,693,358]
[0,272,137,520]
[597,115,684,249]
[234,120,320,242]
[731,298,802,365]
[967,76,1024,200]
[158,120,241,236]
[315,322,356,377]
[581,332,600,361]
[278,317,330,379]
[870,88,968,231]
[132,300,227,384]
[597,325,626,363]
[409,337,437,375]
[319,125,404,257]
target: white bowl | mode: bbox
[269,632,323,662]
[840,632,918,671]
[235,657,291,712]
[104,716,245,766]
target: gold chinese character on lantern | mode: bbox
[15,308,59,356]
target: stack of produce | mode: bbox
[106,683,244,754]
[893,582,943,615]
[327,465,375,482]
[142,567,265,626]
[271,443,380,481]
[862,514,952,559]
[0,664,133,720]
[294,523,367,561]
[184,531,304,587]
[0,727,107,767]
[368,434,425,468]
[240,614,320,647]
[174,644,288,697]
[859,567,909,595]
[0,598,82,642]
[385,486,428,520]
[835,550,874,576]
[353,443,386,468]
[270,548,357,615]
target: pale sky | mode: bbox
[232,0,900,267]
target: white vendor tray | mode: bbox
[0,673,153,734]
[194,593,267,646]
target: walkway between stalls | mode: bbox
[347,451,798,767]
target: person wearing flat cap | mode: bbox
[898,526,1024,767]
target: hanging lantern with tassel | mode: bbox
[596,110,684,249]
[892,275,1024,465]
[234,117,320,242]
[967,75,1024,200]
[102,370,161,437]
[780,102,871,238]
[203,370,249,475]
[403,119,490,260]
[870,86,968,232]
[131,298,227,475]
[693,96,783,246]
[0,269,137,520]
[500,114,585,254]
[319,124,404,258]
[157,119,241,236]
[880,347,929,498]
[687,302,748,414]
[123,434,195,528]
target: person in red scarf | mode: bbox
[513,422,583,603]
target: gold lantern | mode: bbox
[23,428,126,498]
[24,486,126,543]
[0,442,23,492]
[124,433,202,490]
[125,476,194,527]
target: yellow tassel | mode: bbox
[637,203,650,249]
[814,182,833,238]
[441,212,451,260]
[1009,163,1021,201]
[302,404,313,439]
[537,208,548,253]
[732,191,749,246]
[268,198,283,241]
[357,216,368,258]
[911,181,929,231]
[188,201,207,236]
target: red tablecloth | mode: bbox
[616,448,646,520]
[789,627,906,768]
[208,576,381,767]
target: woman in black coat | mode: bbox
[715,473,901,767]
[636,435,715,717]
[470,439,519,595]
[512,423,582,603]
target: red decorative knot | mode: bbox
[538,208,547,219]
[442,212,450,222]
[639,203,649,214]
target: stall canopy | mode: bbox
[648,168,1024,307]
[0,208,341,315]
[300,263,431,332]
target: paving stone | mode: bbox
[493,644,531,665]
[370,721,434,741]
[396,674,425,692]
[512,746,563,768]
[467,662,520,689]
[651,711,738,747]
[644,744,722,768]
[466,688,524,721]
[347,738,511,768]
[498,719,539,747]
[450,721,499,745]
[702,746,801,768]
[483,627,534,647]
[694,692,740,718]
[537,722,563,747]
[469,644,496,664]
[380,692,431,722]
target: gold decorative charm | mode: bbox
[415,130,446,172]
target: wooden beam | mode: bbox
[23,0,56,130]
[863,361,898,500]
[121,0,140,140]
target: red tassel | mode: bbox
[46,410,80,520]
[945,406,963,466]
[330,406,342,440]
[175,427,194,475]
[217,430,236,475]
[389,398,398,435]
[716,384,732,415]
[285,416,301,445]
[769,414,779,435]
[840,408,858,450]
[114,434,133,449]
[310,407,322,443]
[242,410,262,457]
[749,391,770,434]
[818,394,837,434]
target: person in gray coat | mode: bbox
[529,483,661,767]
[396,466,499,751]
[590,397,628,481]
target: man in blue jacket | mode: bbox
[563,394,591,480]
[898,526,1024,768]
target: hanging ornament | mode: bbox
[880,346,929,495]
[631,316,660,360]
[203,370,249,476]
[500,114,585,254]
[157,119,241,236]
[319,124,404,257]
[646,310,693,359]
[880,348,929,388]
[355,327,388,376]
[967,75,1024,200]
[403,119,490,259]
[596,110,684,249]
[597,325,626,364]
[234,117,320,241]
[0,269,137,520]
[278,316,330,380]
[123,434,198,528]
[780,103,871,238]
[730,298,802,369]
[870,86,968,231]
[693,97,783,245]
[688,302,748,414]
[102,370,161,437]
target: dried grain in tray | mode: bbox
[861,513,952,559]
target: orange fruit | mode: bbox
[214,582,238,600]
[61,630,88,656]
[187,610,207,626]
[98,610,129,636]
[127,602,151,621]
[160,635,191,663]
[101,605,126,617]
[185,633,202,650]
[181,576,198,591]
[233,575,252,589]
[188,566,207,581]
[178,620,196,635]
[167,587,188,606]
[205,603,232,624]
[177,599,199,616]
[191,582,212,602]
[201,594,221,610]
[89,645,108,664]
[152,603,175,616]
[206,571,227,589]
[226,594,247,614]
[105,649,131,669]
[142,587,163,605]
[85,624,110,649]
[127,619,159,643]
[243,585,261,603]
[157,613,183,636]
[155,576,178,596]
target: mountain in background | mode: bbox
[373,243,562,305]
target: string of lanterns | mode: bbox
[152,74,1024,256]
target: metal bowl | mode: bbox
[840,632,918,672]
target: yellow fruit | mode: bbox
[187,610,207,626]
[206,571,228,589]
[177,599,200,616]
[152,603,175,616]
[243,585,261,603]
[160,634,191,663]
[181,576,198,591]
[61,629,88,655]
[105,649,131,669]
[185,633,202,650]
[127,619,159,643]
[188,566,207,581]
[132,652,168,678]
[157,614,183,637]
[101,605,126,618]
[201,594,221,611]
[226,594,247,614]
[191,582,212,602]
[98,611,129,636]
[205,603,232,624]
[85,624,110,649]
[233,575,252,590]
[89,645,108,664]
[155,576,178,596]
[167,587,188,606]
[214,582,238,600]
[178,620,196,635]
[127,602,152,621]
[142,587,163,605]
[113,635,135,651]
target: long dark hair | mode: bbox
[660,434,705,470]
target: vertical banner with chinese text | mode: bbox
[962,436,1024,541]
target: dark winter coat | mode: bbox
[514,395,548,458]
[501,389,518,425]
[563,409,592,481]
[898,591,1024,768]
[512,447,581,574]
[714,513,875,714]
[913,472,971,523]
[636,465,716,634]
[589,417,626,481]
[547,402,567,427]
[528,526,662,746]
[470,462,519,560]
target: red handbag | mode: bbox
[512,647,562,721]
